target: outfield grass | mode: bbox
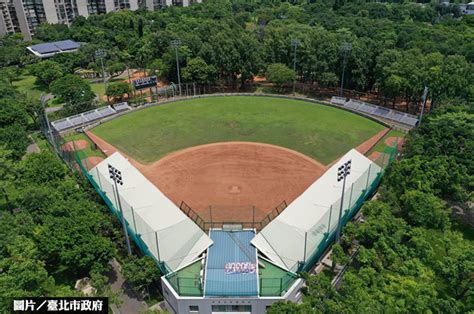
[92,96,385,164]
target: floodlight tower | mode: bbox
[291,39,301,95]
[339,42,352,97]
[95,49,107,93]
[108,164,132,255]
[336,159,351,243]
[170,39,182,96]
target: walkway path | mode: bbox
[107,259,147,314]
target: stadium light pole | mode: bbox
[291,39,301,95]
[336,159,351,243]
[170,39,182,96]
[108,164,132,255]
[339,42,352,97]
[95,49,107,93]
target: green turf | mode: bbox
[12,75,48,100]
[89,81,106,98]
[92,96,384,164]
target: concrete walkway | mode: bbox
[26,135,40,154]
[107,259,147,314]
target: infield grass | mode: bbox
[92,96,384,164]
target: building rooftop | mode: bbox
[163,230,299,298]
[27,40,81,58]
[204,230,258,297]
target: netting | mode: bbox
[259,272,298,297]
[255,146,397,272]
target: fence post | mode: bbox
[365,165,372,191]
[348,183,354,212]
[131,206,138,234]
[303,232,308,263]
[209,206,213,227]
[279,278,283,296]
[327,205,333,235]
[95,167,102,190]
[380,150,387,170]
[252,206,255,228]
[155,231,161,261]
[111,182,119,213]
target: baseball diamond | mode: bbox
[86,95,387,224]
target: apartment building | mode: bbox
[0,0,201,40]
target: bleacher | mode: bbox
[331,97,419,127]
[51,105,118,132]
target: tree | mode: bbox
[107,62,126,78]
[266,63,295,90]
[105,82,132,102]
[28,60,64,87]
[121,256,161,294]
[50,75,96,114]
[400,191,449,229]
[0,66,18,86]
[0,124,29,160]
[182,57,216,84]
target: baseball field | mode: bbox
[86,95,387,220]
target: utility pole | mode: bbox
[419,86,428,127]
[336,159,351,243]
[95,49,107,94]
[170,39,182,96]
[108,164,132,255]
[339,42,352,97]
[291,39,301,95]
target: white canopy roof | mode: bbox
[252,149,381,271]
[90,152,212,271]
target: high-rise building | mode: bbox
[0,0,201,40]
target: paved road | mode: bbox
[107,259,147,314]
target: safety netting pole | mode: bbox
[327,205,333,234]
[155,231,161,261]
[365,164,372,191]
[131,206,138,234]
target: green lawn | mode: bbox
[92,96,384,164]
[90,81,106,98]
[12,75,48,100]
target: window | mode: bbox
[211,305,252,312]
[189,305,199,313]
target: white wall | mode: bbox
[76,0,89,17]
[161,277,305,314]
[42,0,59,24]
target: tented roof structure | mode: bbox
[252,149,381,271]
[90,152,213,271]
[27,40,81,58]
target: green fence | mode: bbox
[259,272,299,297]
